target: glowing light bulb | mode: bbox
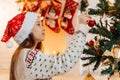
[53,51,56,54]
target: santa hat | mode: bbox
[1,12,39,47]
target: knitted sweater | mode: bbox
[15,24,89,80]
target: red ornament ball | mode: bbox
[88,40,94,47]
[88,20,95,27]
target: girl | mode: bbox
[1,11,90,80]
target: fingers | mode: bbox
[78,10,92,24]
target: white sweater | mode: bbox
[15,24,89,80]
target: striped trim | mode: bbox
[25,49,39,68]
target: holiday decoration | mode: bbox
[87,20,95,27]
[93,40,100,50]
[43,0,62,33]
[61,0,78,34]
[88,40,94,47]
[17,0,79,34]
[83,73,95,80]
[18,0,61,33]
[81,37,104,71]
[1,12,38,46]
[101,50,114,66]
[80,0,120,79]
[38,0,51,17]
[101,47,120,66]
[22,1,38,12]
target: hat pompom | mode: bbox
[6,41,13,48]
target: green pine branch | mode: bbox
[89,27,113,40]
[82,55,101,67]
[80,0,120,18]
[101,60,120,76]
[80,0,120,77]
[101,65,114,75]
[101,56,115,64]
[83,47,98,56]
[88,8,100,15]
[80,0,88,12]
[97,0,109,13]
[115,22,120,36]
[81,56,95,60]
[88,0,120,18]
[99,39,114,51]
[93,59,101,71]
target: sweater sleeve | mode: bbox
[24,24,89,79]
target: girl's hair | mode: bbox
[9,33,43,80]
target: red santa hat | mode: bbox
[1,12,39,47]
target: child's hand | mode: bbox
[78,10,91,24]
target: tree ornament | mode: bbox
[61,0,78,35]
[94,40,100,50]
[88,40,94,47]
[43,0,62,33]
[87,20,95,27]
[84,73,95,80]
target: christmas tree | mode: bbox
[80,0,120,78]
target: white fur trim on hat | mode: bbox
[14,12,39,44]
